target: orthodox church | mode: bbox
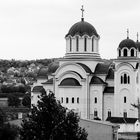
[32,7,140,122]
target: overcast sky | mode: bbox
[0,0,140,60]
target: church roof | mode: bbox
[90,76,106,85]
[103,87,114,93]
[32,86,45,93]
[59,78,81,86]
[42,78,53,84]
[106,117,137,124]
[106,68,114,80]
[65,19,99,37]
[77,63,92,74]
[94,63,110,74]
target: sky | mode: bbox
[0,0,140,60]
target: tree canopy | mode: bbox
[8,94,21,107]
[20,92,88,140]
[0,108,19,140]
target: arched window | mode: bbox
[92,37,94,52]
[84,37,87,51]
[94,110,98,117]
[121,73,130,84]
[124,74,127,84]
[131,49,134,56]
[124,96,126,103]
[123,110,127,118]
[121,76,123,84]
[108,110,111,118]
[66,97,69,103]
[123,49,127,57]
[61,97,63,103]
[77,97,79,103]
[94,97,97,103]
[70,37,72,52]
[128,76,130,84]
[72,97,74,103]
[76,36,79,51]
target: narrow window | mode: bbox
[131,49,134,57]
[123,111,127,118]
[124,96,126,103]
[61,97,63,103]
[94,110,98,117]
[70,37,72,52]
[76,36,79,51]
[119,49,121,57]
[66,97,69,103]
[121,76,123,84]
[77,97,79,103]
[84,37,87,51]
[92,37,94,52]
[108,111,111,118]
[124,74,127,84]
[94,97,97,103]
[72,97,74,103]
[123,49,127,57]
[128,76,130,84]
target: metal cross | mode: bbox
[137,32,139,41]
[127,28,129,39]
[81,5,84,18]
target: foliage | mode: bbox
[0,108,19,140]
[8,94,21,107]
[0,123,19,140]
[22,95,31,108]
[20,92,88,140]
[1,84,29,93]
[0,108,6,125]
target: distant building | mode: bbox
[79,119,119,140]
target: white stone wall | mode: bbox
[90,85,104,120]
[103,93,114,120]
[114,61,138,118]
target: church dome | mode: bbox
[118,38,137,49]
[65,18,99,37]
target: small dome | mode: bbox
[136,41,140,51]
[65,19,99,37]
[118,38,137,49]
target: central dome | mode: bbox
[65,18,99,37]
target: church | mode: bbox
[32,6,140,122]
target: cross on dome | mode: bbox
[127,28,129,39]
[137,32,139,42]
[81,5,84,20]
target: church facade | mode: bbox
[32,12,140,121]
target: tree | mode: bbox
[0,108,19,140]
[8,94,21,107]
[0,108,6,125]
[20,92,88,140]
[22,95,31,108]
